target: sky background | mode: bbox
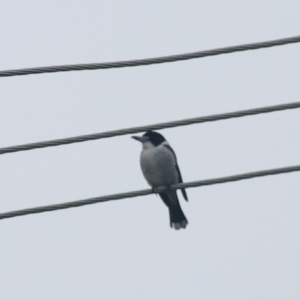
[1,1,300,299]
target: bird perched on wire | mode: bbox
[132,131,188,230]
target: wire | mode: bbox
[0,164,299,220]
[1,36,300,78]
[1,101,300,155]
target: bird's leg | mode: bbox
[165,184,172,191]
[151,184,172,194]
[151,186,157,194]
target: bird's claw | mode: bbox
[151,185,171,194]
[151,187,157,194]
[165,184,172,191]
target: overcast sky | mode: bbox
[1,1,300,299]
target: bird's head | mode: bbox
[132,131,166,148]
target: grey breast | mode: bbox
[140,145,178,187]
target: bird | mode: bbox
[132,131,188,230]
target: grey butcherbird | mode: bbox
[132,131,188,230]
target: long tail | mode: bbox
[159,191,188,230]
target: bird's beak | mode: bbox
[131,136,148,143]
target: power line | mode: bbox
[0,164,299,221]
[1,101,300,155]
[1,36,300,78]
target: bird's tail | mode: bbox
[169,204,188,230]
[159,191,188,230]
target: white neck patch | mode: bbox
[161,141,170,146]
[142,141,155,150]
[142,140,170,150]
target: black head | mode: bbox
[143,131,166,146]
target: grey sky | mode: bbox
[1,1,300,299]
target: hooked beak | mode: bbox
[131,136,148,143]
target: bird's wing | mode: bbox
[163,145,188,201]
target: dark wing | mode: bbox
[164,145,188,201]
[175,164,188,201]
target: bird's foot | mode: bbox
[151,187,157,194]
[165,184,172,191]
